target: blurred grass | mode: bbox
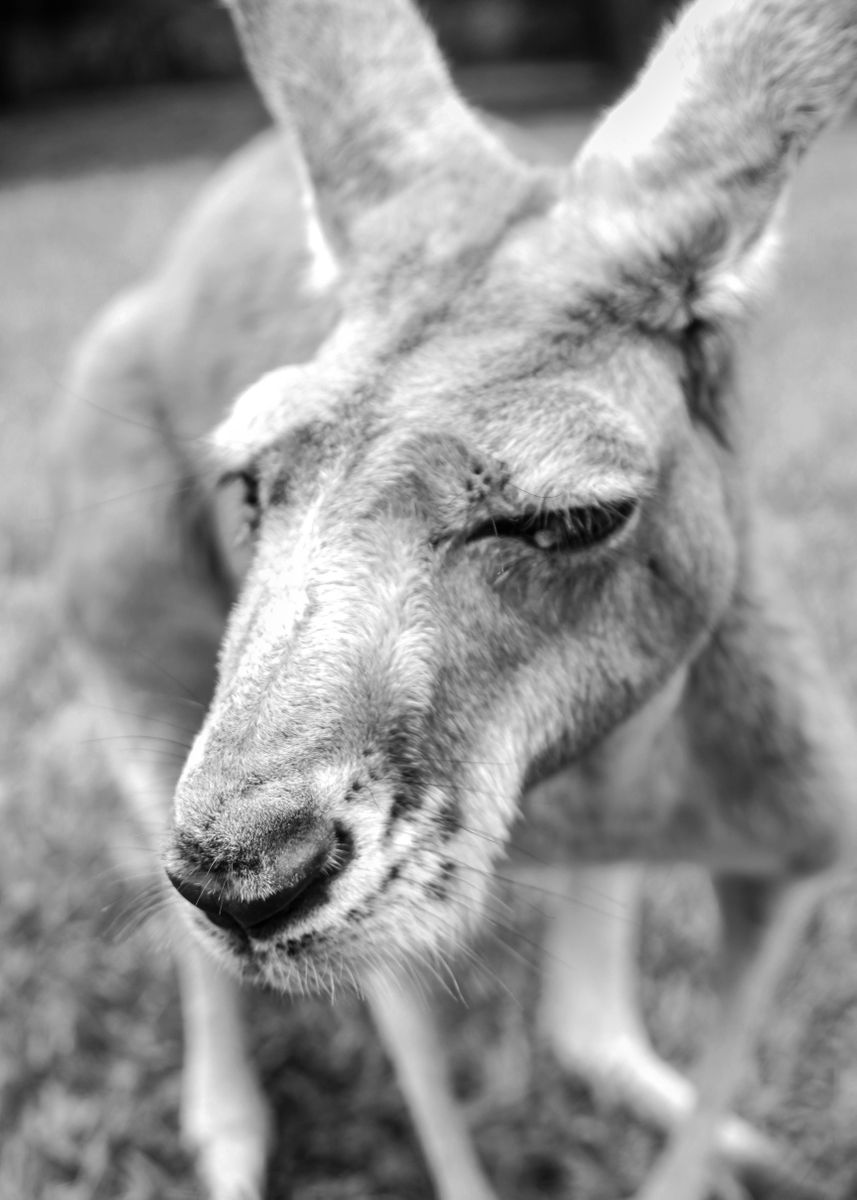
[2,83,857,1200]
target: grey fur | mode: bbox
[55,1,857,1197]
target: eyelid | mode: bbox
[464,498,638,549]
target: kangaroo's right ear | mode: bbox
[224,0,526,266]
[568,0,857,335]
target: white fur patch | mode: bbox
[211,365,342,468]
[181,721,211,779]
[212,367,307,465]
[304,212,340,295]
[576,0,736,174]
[295,148,340,295]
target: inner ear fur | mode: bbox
[677,319,735,445]
[569,0,857,334]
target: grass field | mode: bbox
[2,82,857,1200]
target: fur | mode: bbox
[56,1,857,1197]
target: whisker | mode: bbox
[93,751,189,766]
[445,758,517,769]
[79,395,209,446]
[492,868,633,923]
[424,907,523,1009]
[479,852,636,922]
[426,943,466,1006]
[81,734,194,752]
[469,909,545,977]
[441,866,601,981]
[449,813,637,917]
[363,780,386,817]
[103,881,175,943]
[80,699,202,734]
[52,473,211,519]
[89,861,166,888]
[444,815,569,875]
[119,646,210,707]
[401,941,463,1005]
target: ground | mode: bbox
[2,82,857,1200]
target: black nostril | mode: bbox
[221,838,335,931]
[165,869,245,933]
[166,824,352,937]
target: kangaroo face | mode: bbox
[164,0,856,990]
[167,205,737,991]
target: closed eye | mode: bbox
[465,499,637,552]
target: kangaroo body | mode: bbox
[56,2,857,1198]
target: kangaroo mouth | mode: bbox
[170,823,356,948]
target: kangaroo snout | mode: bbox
[167,802,354,940]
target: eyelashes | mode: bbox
[464,499,638,554]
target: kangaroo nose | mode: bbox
[167,825,351,937]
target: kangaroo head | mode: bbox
[167,0,857,991]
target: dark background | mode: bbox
[1,0,675,104]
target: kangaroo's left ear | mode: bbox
[568,0,857,335]
[224,0,529,273]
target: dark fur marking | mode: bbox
[384,719,426,796]
[387,791,422,834]
[437,801,461,842]
[377,863,401,895]
[520,733,577,796]
[285,931,316,957]
[427,859,456,903]
[647,556,667,584]
[679,320,734,449]
[267,469,289,507]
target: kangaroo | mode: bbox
[55,1,857,1198]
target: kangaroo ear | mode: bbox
[224,0,526,265]
[569,0,857,333]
